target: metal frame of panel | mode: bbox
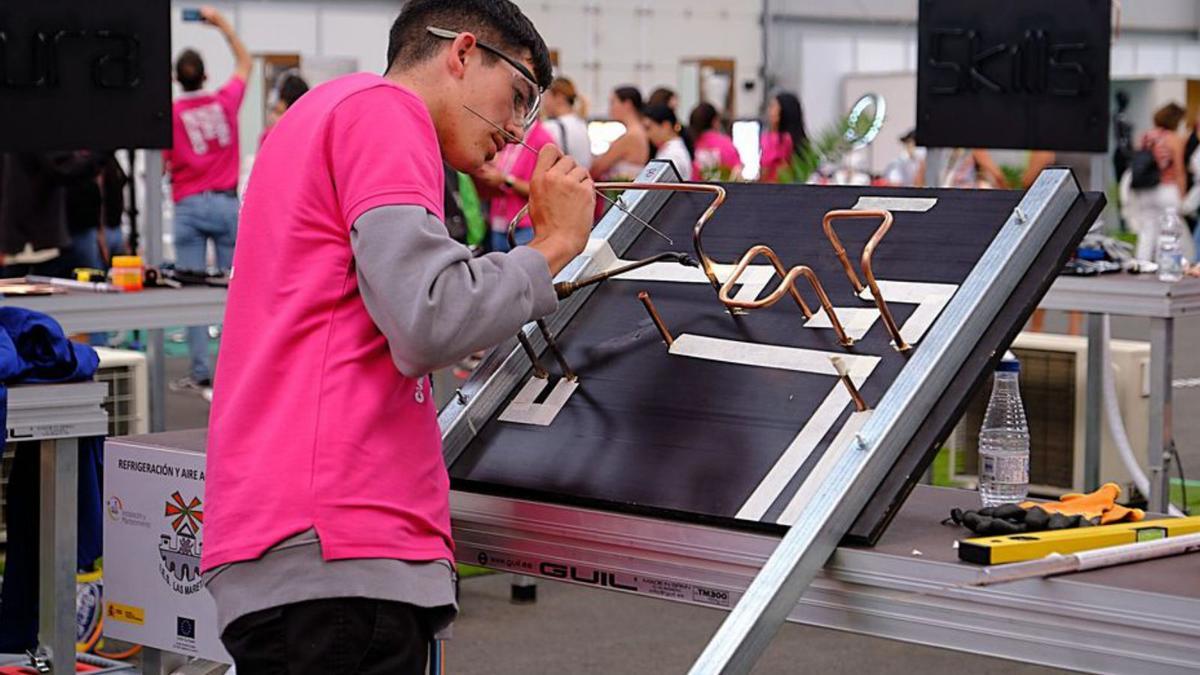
[450,489,1200,675]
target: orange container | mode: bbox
[109,255,144,291]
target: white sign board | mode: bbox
[103,438,230,663]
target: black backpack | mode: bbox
[1129,149,1162,189]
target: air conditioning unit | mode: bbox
[948,332,1150,496]
[93,346,150,437]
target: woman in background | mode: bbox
[759,92,809,182]
[259,73,309,146]
[590,86,649,180]
[642,104,692,179]
[543,77,592,171]
[688,102,741,181]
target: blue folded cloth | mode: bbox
[0,307,102,652]
[0,306,99,383]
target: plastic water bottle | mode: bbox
[978,352,1030,507]
[1156,207,1185,283]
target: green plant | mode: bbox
[775,111,875,184]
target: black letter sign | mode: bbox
[916,0,1111,152]
[0,0,171,150]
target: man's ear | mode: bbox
[446,32,478,80]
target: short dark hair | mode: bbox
[278,75,309,108]
[386,0,552,90]
[689,102,719,135]
[648,87,676,109]
[642,104,677,127]
[613,86,643,111]
[1154,102,1186,131]
[175,49,205,92]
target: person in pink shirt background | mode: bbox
[759,91,810,183]
[163,6,251,397]
[688,102,743,181]
[474,119,554,251]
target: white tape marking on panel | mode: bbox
[606,253,776,303]
[804,306,880,341]
[776,410,874,525]
[857,280,957,345]
[853,196,938,212]
[668,334,879,377]
[497,377,580,426]
[664,333,881,522]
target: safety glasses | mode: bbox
[427,26,541,130]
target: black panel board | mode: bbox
[846,188,1105,544]
[450,183,1055,532]
[916,0,1111,152]
[0,0,172,150]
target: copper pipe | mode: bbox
[506,182,727,293]
[536,319,576,381]
[554,251,698,299]
[718,245,854,347]
[638,291,674,347]
[830,356,869,412]
[821,209,910,351]
[516,332,549,379]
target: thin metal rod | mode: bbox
[516,332,549,379]
[718,245,854,348]
[822,209,910,351]
[830,356,868,412]
[554,251,698,299]
[462,105,672,244]
[536,319,575,381]
[638,291,674,346]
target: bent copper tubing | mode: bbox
[554,251,698,299]
[506,183,727,293]
[821,209,910,351]
[516,332,550,379]
[637,290,674,347]
[536,319,576,380]
[718,245,854,348]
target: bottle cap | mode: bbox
[997,351,1020,373]
[111,255,143,268]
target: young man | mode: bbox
[165,6,252,398]
[200,1,594,672]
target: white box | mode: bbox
[103,432,229,663]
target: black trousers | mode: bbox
[221,598,436,674]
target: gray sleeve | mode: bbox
[351,205,559,378]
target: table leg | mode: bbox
[1083,313,1103,492]
[1148,317,1173,513]
[39,438,77,675]
[141,647,188,675]
[148,328,166,432]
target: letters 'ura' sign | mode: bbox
[916,0,1112,153]
[0,0,171,150]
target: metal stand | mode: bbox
[1083,312,1104,491]
[1041,275,1200,512]
[142,151,168,431]
[8,383,109,675]
[688,170,1081,673]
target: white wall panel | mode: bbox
[237,2,318,54]
[320,5,394,74]
[1110,43,1138,78]
[855,38,907,74]
[800,33,856,136]
[1135,43,1177,76]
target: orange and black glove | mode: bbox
[947,483,1145,535]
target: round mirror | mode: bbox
[844,93,887,150]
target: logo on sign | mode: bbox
[158,491,204,595]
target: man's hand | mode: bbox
[199,6,229,28]
[526,146,594,275]
[474,163,505,189]
[200,5,253,82]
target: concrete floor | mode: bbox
[161,309,1198,673]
